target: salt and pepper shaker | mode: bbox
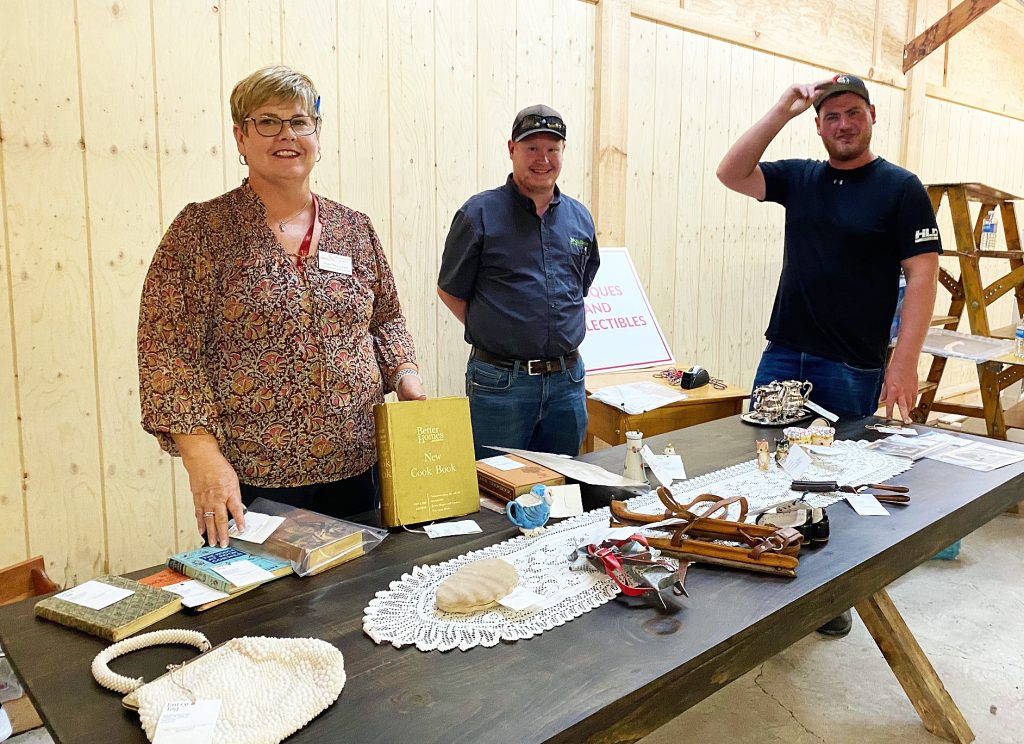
[623,430,647,482]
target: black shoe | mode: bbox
[816,609,852,637]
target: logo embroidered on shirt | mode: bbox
[569,237,591,253]
[914,228,939,243]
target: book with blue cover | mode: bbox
[168,545,292,594]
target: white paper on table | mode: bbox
[153,700,221,744]
[929,441,1024,471]
[588,381,687,415]
[478,455,525,471]
[162,580,230,608]
[640,445,687,484]
[210,561,276,588]
[547,484,584,518]
[54,580,134,611]
[876,426,917,435]
[490,446,647,487]
[781,445,812,479]
[423,520,483,538]
[846,494,890,516]
[227,512,285,544]
[497,586,546,611]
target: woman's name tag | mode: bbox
[318,252,352,274]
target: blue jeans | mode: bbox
[752,342,884,417]
[465,356,588,460]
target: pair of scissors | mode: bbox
[864,419,909,431]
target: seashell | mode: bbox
[435,559,519,614]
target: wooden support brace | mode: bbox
[902,0,1001,73]
[855,589,975,743]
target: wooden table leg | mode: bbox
[854,589,974,744]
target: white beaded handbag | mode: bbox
[91,629,346,744]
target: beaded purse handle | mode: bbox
[91,629,211,694]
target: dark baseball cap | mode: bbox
[813,74,871,111]
[511,104,566,142]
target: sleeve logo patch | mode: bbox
[914,227,939,243]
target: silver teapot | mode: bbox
[780,380,814,417]
[751,381,785,422]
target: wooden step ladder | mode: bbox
[912,182,1024,441]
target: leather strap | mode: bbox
[472,347,579,374]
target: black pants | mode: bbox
[240,465,379,520]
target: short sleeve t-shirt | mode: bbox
[759,157,941,368]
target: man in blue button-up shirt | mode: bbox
[438,105,600,459]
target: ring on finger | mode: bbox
[203,511,216,518]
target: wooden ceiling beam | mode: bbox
[903,0,1001,73]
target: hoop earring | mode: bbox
[316,151,322,163]
[239,154,247,166]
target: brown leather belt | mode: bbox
[472,347,579,376]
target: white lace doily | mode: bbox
[362,441,912,652]
[636,440,914,519]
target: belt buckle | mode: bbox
[526,359,545,375]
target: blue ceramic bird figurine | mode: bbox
[506,484,553,537]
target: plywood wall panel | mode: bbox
[476,0,518,192]
[283,0,342,201]
[77,0,177,573]
[0,146,28,569]
[625,20,656,287]
[516,0,556,111]
[0,2,104,585]
[337,0,392,243]
[944,3,1024,114]
[552,0,591,201]
[387,0,437,387]
[434,0,478,397]
[646,26,684,349]
[221,0,282,189]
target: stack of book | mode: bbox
[476,455,565,502]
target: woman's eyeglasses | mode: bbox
[243,115,320,137]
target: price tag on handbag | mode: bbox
[153,700,221,744]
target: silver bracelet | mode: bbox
[392,368,421,389]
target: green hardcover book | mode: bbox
[168,545,293,594]
[34,575,182,641]
[374,395,479,527]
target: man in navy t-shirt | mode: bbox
[716,74,940,638]
[717,74,940,423]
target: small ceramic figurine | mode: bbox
[774,438,790,465]
[756,439,771,471]
[506,484,554,537]
[662,443,676,456]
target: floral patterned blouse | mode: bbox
[138,181,417,487]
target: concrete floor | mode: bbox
[7,515,1021,744]
[639,514,1024,744]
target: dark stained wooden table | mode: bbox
[1,416,1021,744]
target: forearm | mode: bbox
[716,106,790,191]
[890,271,938,368]
[172,432,226,469]
[437,287,467,324]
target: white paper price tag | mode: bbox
[424,520,483,538]
[781,445,812,480]
[546,484,583,518]
[846,494,890,516]
[153,700,221,744]
[804,400,838,422]
[497,586,545,611]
